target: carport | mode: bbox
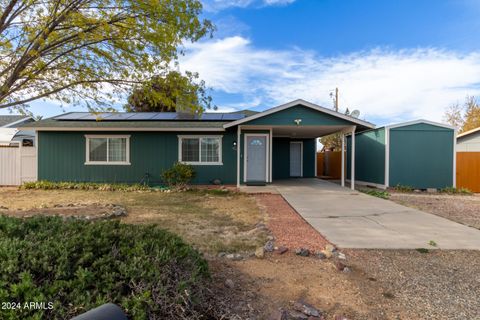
[223,99,375,188]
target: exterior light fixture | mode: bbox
[294,119,302,125]
[232,141,237,150]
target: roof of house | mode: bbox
[0,115,32,127]
[457,126,480,139]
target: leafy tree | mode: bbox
[443,96,480,133]
[125,71,213,113]
[320,108,350,151]
[0,0,213,113]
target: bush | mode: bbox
[161,163,195,189]
[359,188,390,199]
[393,184,414,192]
[0,216,210,319]
[21,181,151,191]
[439,186,472,195]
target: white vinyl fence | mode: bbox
[0,141,37,186]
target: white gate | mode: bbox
[0,141,37,186]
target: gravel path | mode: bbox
[346,249,480,320]
[255,194,329,252]
[389,192,480,229]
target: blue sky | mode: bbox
[5,0,480,125]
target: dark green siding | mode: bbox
[38,130,237,185]
[272,138,316,180]
[346,128,386,185]
[389,123,454,188]
[244,105,355,126]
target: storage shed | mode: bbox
[347,120,456,189]
[456,127,480,192]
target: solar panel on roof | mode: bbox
[151,113,178,120]
[199,113,224,120]
[54,112,91,120]
[102,113,136,120]
[78,113,112,120]
[127,113,158,120]
[221,114,245,120]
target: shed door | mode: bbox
[290,142,303,177]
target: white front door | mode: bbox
[246,135,268,182]
[290,141,303,177]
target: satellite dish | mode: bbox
[351,110,360,118]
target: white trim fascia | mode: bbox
[177,135,223,166]
[347,179,387,190]
[385,119,456,130]
[2,116,33,128]
[289,141,303,177]
[85,135,131,165]
[224,99,376,129]
[24,127,225,132]
[384,127,390,188]
[269,127,273,182]
[457,126,480,138]
[244,133,270,183]
[453,129,457,188]
[237,126,241,187]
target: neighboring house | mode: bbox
[0,115,35,145]
[346,120,456,189]
[21,99,456,189]
[456,127,480,192]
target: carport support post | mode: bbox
[341,133,345,187]
[351,126,356,190]
[236,125,241,188]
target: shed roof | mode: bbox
[0,115,32,127]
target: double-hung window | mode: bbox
[178,135,222,165]
[85,135,130,165]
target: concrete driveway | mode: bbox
[272,179,480,249]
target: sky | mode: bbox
[5,0,480,125]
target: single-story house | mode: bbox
[21,99,456,189]
[456,127,480,192]
[346,120,456,189]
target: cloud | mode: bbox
[202,0,296,11]
[180,36,480,123]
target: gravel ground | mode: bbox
[345,249,480,320]
[255,194,329,252]
[389,192,480,229]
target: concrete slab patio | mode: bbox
[269,179,480,249]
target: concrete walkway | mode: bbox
[269,179,480,249]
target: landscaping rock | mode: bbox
[321,249,332,259]
[218,252,227,258]
[264,240,275,252]
[325,244,336,252]
[315,251,327,259]
[255,247,265,258]
[276,246,288,255]
[295,248,310,257]
[335,261,346,271]
[224,278,235,289]
[293,302,322,317]
[226,253,243,261]
[288,310,309,319]
[342,267,352,273]
[334,315,349,320]
[267,235,275,241]
[268,309,289,320]
[337,252,346,260]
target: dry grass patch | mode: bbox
[0,188,267,254]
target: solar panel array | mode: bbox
[54,112,245,121]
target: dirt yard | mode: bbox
[1,187,479,319]
[389,192,480,229]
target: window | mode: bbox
[178,136,222,165]
[85,135,130,165]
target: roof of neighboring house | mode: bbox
[457,126,480,139]
[0,115,32,127]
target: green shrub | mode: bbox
[161,162,196,189]
[393,184,414,192]
[21,181,151,191]
[439,186,472,195]
[359,188,390,199]
[0,216,210,319]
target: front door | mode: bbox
[246,135,267,183]
[290,141,302,177]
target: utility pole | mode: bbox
[334,87,339,112]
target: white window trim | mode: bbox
[177,135,223,165]
[85,135,131,165]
